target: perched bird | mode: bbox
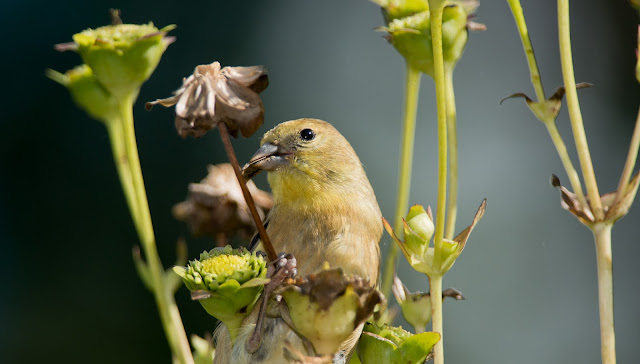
[214,118,382,363]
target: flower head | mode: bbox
[278,268,384,356]
[173,245,268,340]
[374,0,485,77]
[357,322,440,364]
[172,163,273,240]
[146,61,269,138]
[55,21,175,100]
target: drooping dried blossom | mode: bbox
[172,163,273,239]
[146,61,269,138]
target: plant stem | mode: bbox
[507,0,587,207]
[429,1,448,273]
[613,107,640,207]
[557,0,604,220]
[106,119,141,228]
[543,119,588,209]
[429,274,444,364]
[217,122,277,262]
[592,223,616,364]
[118,95,194,364]
[381,65,422,298]
[506,0,546,102]
[444,64,458,240]
[428,2,447,363]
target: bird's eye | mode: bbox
[300,128,315,141]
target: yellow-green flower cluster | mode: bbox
[174,246,268,340]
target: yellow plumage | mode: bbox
[214,118,382,364]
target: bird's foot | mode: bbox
[246,252,297,354]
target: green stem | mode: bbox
[543,119,588,209]
[592,223,616,364]
[117,95,194,364]
[444,64,457,240]
[508,0,587,207]
[613,107,640,207]
[429,1,448,273]
[506,0,546,102]
[381,65,422,298]
[558,0,604,220]
[429,274,444,364]
[428,2,447,363]
[106,119,141,228]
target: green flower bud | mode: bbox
[384,200,485,275]
[173,245,268,340]
[60,22,175,100]
[392,275,464,334]
[383,205,434,275]
[279,268,383,356]
[357,322,440,364]
[46,65,119,123]
[378,1,479,77]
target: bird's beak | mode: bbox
[242,142,291,180]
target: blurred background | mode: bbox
[1,0,639,363]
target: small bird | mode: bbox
[214,118,382,363]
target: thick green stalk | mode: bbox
[444,64,458,240]
[558,0,604,220]
[106,119,141,228]
[593,223,615,364]
[118,95,194,364]
[429,1,448,273]
[429,274,444,364]
[428,2,447,363]
[381,65,422,298]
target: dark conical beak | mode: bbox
[242,142,291,180]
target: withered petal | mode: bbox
[551,175,595,225]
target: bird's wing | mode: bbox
[248,218,269,252]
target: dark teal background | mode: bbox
[1,1,639,363]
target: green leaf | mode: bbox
[397,331,440,363]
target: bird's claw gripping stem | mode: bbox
[246,253,297,353]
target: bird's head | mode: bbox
[242,118,369,204]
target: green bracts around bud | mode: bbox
[378,1,474,77]
[173,245,268,340]
[384,200,485,275]
[71,23,175,99]
[357,322,440,364]
[46,65,119,123]
[279,268,383,356]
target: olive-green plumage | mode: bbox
[214,118,382,364]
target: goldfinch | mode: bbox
[215,118,382,363]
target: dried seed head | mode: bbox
[172,163,273,239]
[146,61,269,138]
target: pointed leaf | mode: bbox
[396,332,441,363]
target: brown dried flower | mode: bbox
[172,163,273,240]
[146,61,268,138]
